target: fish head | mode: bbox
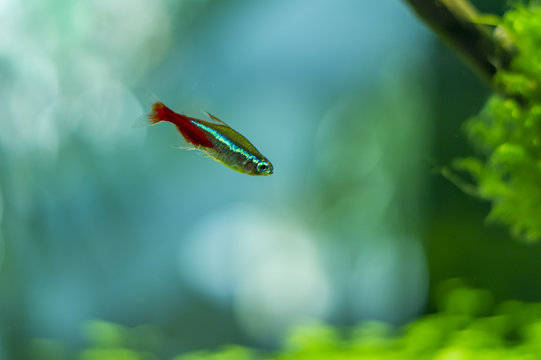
[248,158,273,176]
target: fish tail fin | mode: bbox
[132,91,162,128]
[134,101,178,127]
[148,101,172,124]
[148,101,215,149]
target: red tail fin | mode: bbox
[149,101,174,124]
[148,102,214,148]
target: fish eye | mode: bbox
[257,161,269,173]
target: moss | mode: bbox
[170,284,541,359]
[456,2,541,241]
[30,282,541,359]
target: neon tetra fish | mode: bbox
[147,102,273,176]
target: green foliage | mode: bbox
[36,282,541,359]
[455,2,541,241]
[75,320,160,360]
[173,346,256,360]
[175,283,541,359]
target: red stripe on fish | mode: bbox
[149,102,214,148]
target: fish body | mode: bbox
[148,102,273,176]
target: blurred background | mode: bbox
[1,0,541,358]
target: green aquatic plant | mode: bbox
[39,282,541,359]
[406,0,541,241]
[454,3,541,241]
[174,289,541,359]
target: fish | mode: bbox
[147,101,273,176]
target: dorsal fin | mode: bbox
[203,111,229,126]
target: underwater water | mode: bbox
[2,0,541,359]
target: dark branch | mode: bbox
[403,0,514,88]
